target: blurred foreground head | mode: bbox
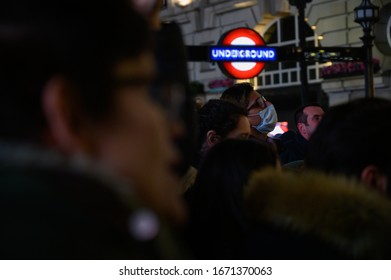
[130,0,163,30]
[0,0,185,223]
[306,97,391,198]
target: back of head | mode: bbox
[306,97,391,183]
[152,21,197,177]
[186,138,278,258]
[220,82,254,108]
[195,138,278,198]
[0,0,151,142]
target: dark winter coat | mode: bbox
[0,142,183,259]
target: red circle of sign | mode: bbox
[220,28,266,79]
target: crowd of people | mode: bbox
[186,83,391,259]
[2,0,391,260]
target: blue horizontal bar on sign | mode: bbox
[210,46,277,62]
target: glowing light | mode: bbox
[175,0,192,8]
[268,122,289,137]
[234,0,257,8]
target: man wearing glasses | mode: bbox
[0,0,185,259]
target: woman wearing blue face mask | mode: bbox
[221,83,278,143]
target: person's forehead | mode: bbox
[304,106,324,116]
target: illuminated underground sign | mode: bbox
[210,46,277,61]
[216,27,271,79]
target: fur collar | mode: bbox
[245,168,391,259]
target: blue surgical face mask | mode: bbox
[251,105,278,134]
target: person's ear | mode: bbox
[361,165,388,195]
[42,76,82,154]
[206,130,220,147]
[297,122,307,138]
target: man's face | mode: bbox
[300,106,324,140]
[85,52,185,223]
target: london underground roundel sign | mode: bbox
[218,28,267,79]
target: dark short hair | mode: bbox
[220,82,254,109]
[306,98,391,189]
[294,103,323,126]
[0,0,151,142]
[196,99,247,150]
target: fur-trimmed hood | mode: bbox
[245,168,391,259]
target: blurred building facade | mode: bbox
[161,0,391,122]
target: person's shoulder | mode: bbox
[245,167,391,259]
[0,144,185,259]
[274,130,297,144]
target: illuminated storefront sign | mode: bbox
[215,27,272,79]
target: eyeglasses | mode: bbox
[247,96,266,112]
